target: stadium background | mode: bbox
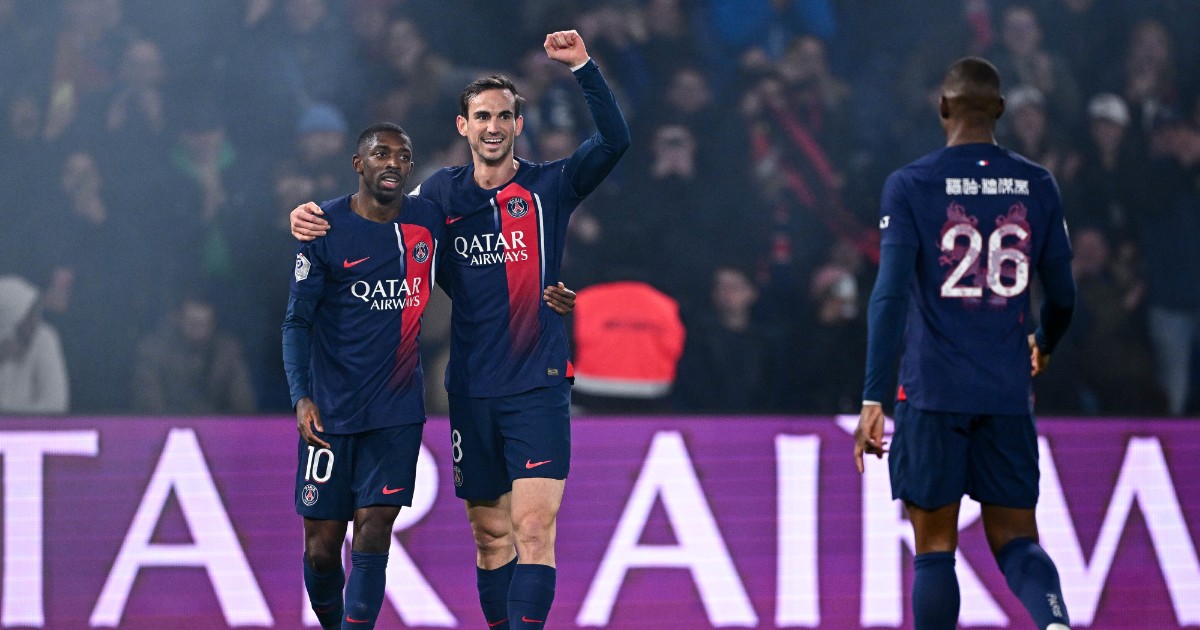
[1,1,1200,628]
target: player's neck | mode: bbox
[472,156,520,189]
[945,123,997,147]
[350,192,402,223]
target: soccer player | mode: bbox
[283,123,443,630]
[291,31,629,629]
[853,57,1076,630]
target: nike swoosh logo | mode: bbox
[382,485,404,495]
[346,616,371,623]
[525,459,552,469]
[521,616,544,624]
[343,257,369,268]
[487,619,508,627]
[445,215,464,225]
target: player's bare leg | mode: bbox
[466,496,517,629]
[506,478,565,628]
[907,502,961,630]
[982,505,1071,629]
[466,495,518,568]
[303,518,349,630]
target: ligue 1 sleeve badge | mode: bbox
[295,253,311,281]
[412,241,429,263]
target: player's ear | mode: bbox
[352,154,363,174]
[939,96,950,120]
[456,115,468,137]
[514,115,524,137]
[995,96,1006,120]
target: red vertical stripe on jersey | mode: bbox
[392,224,434,389]
[496,183,542,357]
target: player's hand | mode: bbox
[544,30,590,68]
[1028,334,1050,377]
[853,404,888,474]
[543,282,576,315]
[291,202,329,242]
[296,397,330,449]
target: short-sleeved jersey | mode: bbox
[418,159,580,398]
[289,194,444,433]
[879,143,1072,415]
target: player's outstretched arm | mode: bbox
[291,202,329,241]
[295,397,330,449]
[543,282,576,316]
[543,30,590,68]
[853,403,887,473]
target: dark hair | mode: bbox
[942,57,1003,118]
[943,57,1002,97]
[459,74,524,118]
[356,122,410,152]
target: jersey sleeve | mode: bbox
[878,170,919,249]
[1036,172,1073,264]
[282,240,326,408]
[563,59,631,201]
[862,243,918,403]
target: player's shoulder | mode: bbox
[401,193,444,227]
[411,166,463,198]
[318,194,354,225]
[996,145,1055,181]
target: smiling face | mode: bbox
[457,88,523,167]
[353,130,413,202]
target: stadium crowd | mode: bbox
[0,0,1197,416]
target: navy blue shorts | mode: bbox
[888,402,1039,510]
[295,423,424,521]
[448,381,571,501]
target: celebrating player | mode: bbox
[282,123,443,629]
[291,30,629,629]
[853,57,1076,630]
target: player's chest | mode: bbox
[444,184,559,270]
[326,224,436,286]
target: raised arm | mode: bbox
[544,30,631,199]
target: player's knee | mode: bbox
[304,543,342,573]
[472,523,513,553]
[512,512,555,548]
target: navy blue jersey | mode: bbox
[415,59,629,398]
[876,143,1072,414]
[283,194,444,433]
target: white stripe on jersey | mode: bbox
[533,193,546,288]
[392,224,406,275]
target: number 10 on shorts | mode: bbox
[304,446,334,482]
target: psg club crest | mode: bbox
[301,483,319,506]
[295,253,311,281]
[506,196,529,218]
[412,241,429,263]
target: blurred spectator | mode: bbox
[989,5,1082,135]
[1070,94,1139,242]
[790,257,867,413]
[43,0,135,142]
[294,102,355,202]
[42,151,156,412]
[366,17,466,140]
[132,292,257,414]
[700,0,837,86]
[673,266,776,413]
[1130,104,1200,415]
[0,275,68,414]
[1116,19,1182,150]
[1063,228,1164,414]
[999,85,1080,185]
[1036,0,1125,97]
[614,123,758,309]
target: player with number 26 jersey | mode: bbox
[871,143,1072,414]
